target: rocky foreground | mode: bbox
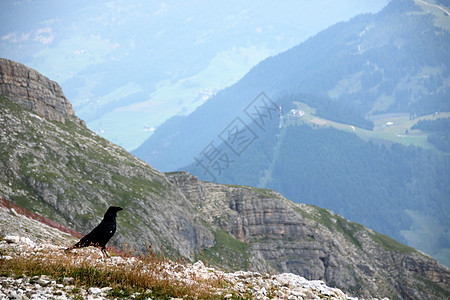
[0,235,388,300]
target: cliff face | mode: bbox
[0,58,83,125]
[0,59,449,299]
[168,172,450,299]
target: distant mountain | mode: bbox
[0,0,388,150]
[133,0,450,171]
[132,0,450,266]
[1,59,449,299]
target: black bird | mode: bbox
[65,206,123,257]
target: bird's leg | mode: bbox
[101,247,110,258]
[64,246,75,254]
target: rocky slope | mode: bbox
[0,58,449,299]
[0,201,77,247]
[0,205,358,299]
[168,172,450,299]
[0,233,365,300]
[0,60,214,259]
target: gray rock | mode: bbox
[0,58,84,126]
[62,277,74,285]
[36,278,50,287]
[168,171,450,300]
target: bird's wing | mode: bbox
[75,220,116,247]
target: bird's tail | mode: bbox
[64,245,75,254]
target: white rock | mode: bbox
[36,279,50,287]
[101,287,112,293]
[259,286,267,295]
[88,287,102,295]
[4,235,20,244]
[192,261,205,269]
[20,237,35,247]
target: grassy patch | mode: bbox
[226,185,275,199]
[285,100,450,151]
[335,217,363,249]
[291,204,364,249]
[411,272,450,298]
[196,229,250,271]
[370,231,415,253]
[293,203,417,253]
[110,174,167,198]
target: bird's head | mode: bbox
[105,206,123,216]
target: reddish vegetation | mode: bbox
[0,198,83,239]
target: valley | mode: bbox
[286,100,450,151]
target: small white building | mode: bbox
[289,109,305,117]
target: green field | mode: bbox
[287,101,450,152]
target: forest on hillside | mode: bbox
[412,117,450,152]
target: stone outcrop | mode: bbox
[0,58,84,125]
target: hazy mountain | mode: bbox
[0,0,389,150]
[1,58,449,299]
[133,0,449,171]
[132,0,450,266]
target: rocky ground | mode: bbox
[0,235,388,300]
[0,203,385,300]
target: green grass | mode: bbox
[301,205,364,249]
[290,203,418,253]
[286,101,450,151]
[369,231,415,253]
[411,272,450,298]
[226,184,275,199]
[196,229,250,271]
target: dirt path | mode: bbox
[416,0,450,16]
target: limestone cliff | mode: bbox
[168,172,450,299]
[0,58,83,125]
[0,59,449,299]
